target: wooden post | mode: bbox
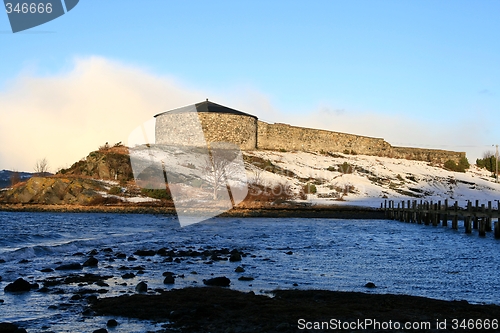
[452,201,458,230]
[442,199,448,227]
[486,201,492,232]
[412,200,417,223]
[437,200,441,226]
[479,217,486,237]
[465,202,472,234]
[495,222,500,239]
[424,202,431,225]
[431,202,438,226]
[397,202,401,221]
[406,200,411,222]
[473,200,479,229]
[417,200,423,224]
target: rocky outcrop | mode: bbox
[0,177,106,205]
[59,146,133,181]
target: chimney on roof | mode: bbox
[206,98,208,102]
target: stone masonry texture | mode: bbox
[155,110,465,164]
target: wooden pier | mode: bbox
[383,199,500,238]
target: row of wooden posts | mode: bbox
[383,199,500,238]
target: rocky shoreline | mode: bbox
[1,242,500,333]
[93,287,500,333]
[0,203,385,219]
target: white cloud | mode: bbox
[0,57,206,171]
[0,56,491,172]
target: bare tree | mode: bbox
[202,147,240,201]
[250,166,264,186]
[34,158,49,176]
[10,170,20,187]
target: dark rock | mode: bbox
[135,281,148,293]
[4,278,34,292]
[72,252,84,256]
[156,247,168,256]
[0,259,5,263]
[83,257,99,267]
[131,265,145,271]
[237,276,254,281]
[88,249,99,256]
[86,295,98,303]
[162,271,175,277]
[285,251,293,255]
[102,248,113,253]
[92,329,108,333]
[235,266,245,273]
[55,263,82,270]
[0,276,2,282]
[48,305,58,310]
[365,282,377,288]
[37,287,49,293]
[136,270,145,275]
[127,256,137,261]
[95,281,109,287]
[134,249,156,256]
[174,258,181,263]
[293,283,299,287]
[70,294,82,301]
[229,252,242,262]
[121,273,135,279]
[0,322,25,333]
[106,319,118,327]
[203,276,230,287]
[40,268,54,273]
[18,259,29,264]
[115,253,127,259]
[0,299,4,303]
[163,275,175,284]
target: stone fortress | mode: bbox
[155,100,465,164]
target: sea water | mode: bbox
[0,212,499,332]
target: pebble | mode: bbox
[106,319,118,327]
[93,329,108,333]
[83,257,99,267]
[135,281,148,293]
[203,276,231,287]
[163,275,175,284]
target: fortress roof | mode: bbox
[155,100,258,119]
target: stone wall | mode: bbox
[257,122,391,155]
[155,112,257,150]
[256,121,465,164]
[155,111,465,164]
[199,113,257,150]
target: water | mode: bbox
[0,211,499,332]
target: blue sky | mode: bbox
[0,1,499,171]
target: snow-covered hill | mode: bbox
[0,170,33,189]
[244,151,500,209]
